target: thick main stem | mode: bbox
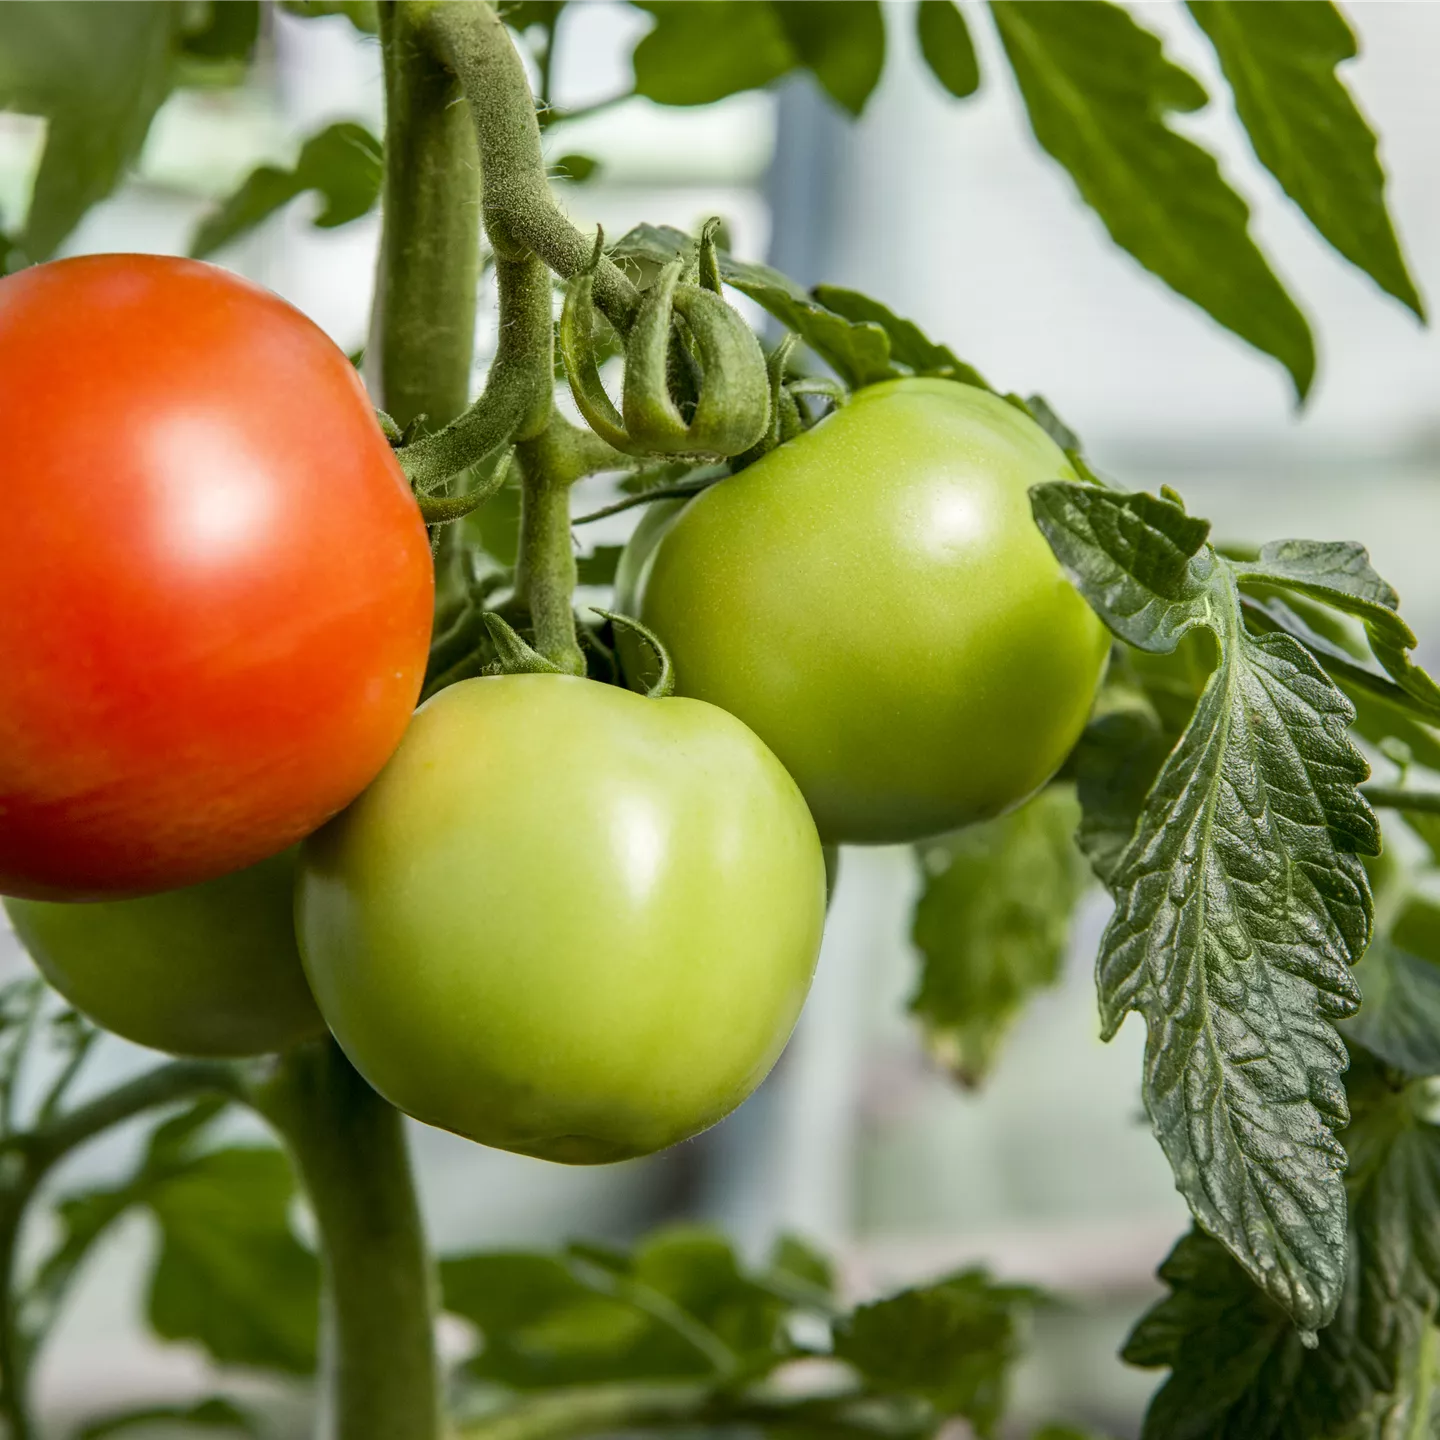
[257,1042,438,1440]
[373,2,483,431]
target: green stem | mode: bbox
[0,1201,35,1440]
[255,1041,438,1440]
[398,251,554,496]
[1407,1326,1438,1440]
[457,1384,708,1440]
[1360,784,1440,816]
[514,430,584,677]
[372,1,483,431]
[415,0,639,326]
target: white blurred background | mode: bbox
[1,3,1438,1435]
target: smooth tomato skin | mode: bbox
[297,674,826,1164]
[626,378,1110,844]
[4,851,326,1058]
[0,254,434,900]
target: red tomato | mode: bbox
[0,255,433,900]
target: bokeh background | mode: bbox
[2,3,1438,1434]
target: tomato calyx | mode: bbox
[479,613,565,676]
[560,224,771,462]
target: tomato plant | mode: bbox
[3,852,324,1058]
[0,4,1434,1440]
[0,254,434,901]
[621,378,1110,844]
[298,673,825,1163]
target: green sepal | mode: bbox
[558,242,634,453]
[622,260,771,458]
[592,609,675,698]
[480,614,564,676]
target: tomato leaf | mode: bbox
[833,1270,1046,1438]
[30,1100,318,1377]
[576,544,624,587]
[277,0,378,32]
[1343,893,1440,1078]
[1032,480,1380,1332]
[0,1,185,261]
[917,0,981,100]
[1186,0,1423,320]
[771,1,886,118]
[74,1396,261,1439]
[988,0,1315,400]
[179,2,261,62]
[630,2,796,107]
[1125,1056,1440,1438]
[1231,541,1440,725]
[810,285,991,387]
[910,786,1089,1087]
[190,121,383,260]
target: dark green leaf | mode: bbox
[1034,480,1379,1331]
[1233,540,1440,723]
[834,1270,1044,1437]
[917,0,980,99]
[1126,1061,1440,1439]
[576,545,623,586]
[1186,0,1423,318]
[190,121,383,259]
[767,1234,835,1306]
[631,2,796,106]
[772,1,886,117]
[1343,894,1440,1076]
[989,0,1315,399]
[180,2,260,61]
[1016,394,1079,452]
[277,0,378,32]
[75,1396,260,1439]
[910,786,1089,1086]
[0,2,184,260]
[809,285,990,387]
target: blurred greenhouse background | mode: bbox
[1,2,1438,1435]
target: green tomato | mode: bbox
[4,851,325,1057]
[622,378,1110,845]
[297,673,825,1165]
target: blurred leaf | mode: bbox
[147,1146,320,1373]
[631,2,795,106]
[30,1100,317,1378]
[75,1396,261,1439]
[910,786,1089,1087]
[190,120,382,259]
[767,1234,835,1306]
[1034,481,1378,1332]
[1187,0,1423,319]
[772,1,886,117]
[1343,892,1440,1077]
[1126,1056,1440,1438]
[834,1270,1044,1437]
[989,0,1315,399]
[277,0,378,32]
[810,285,990,387]
[179,2,261,61]
[502,1,566,33]
[0,2,185,260]
[917,0,980,99]
[552,153,600,183]
[576,545,623,586]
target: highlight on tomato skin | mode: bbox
[0,253,435,902]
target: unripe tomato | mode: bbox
[622,379,1109,845]
[0,254,434,901]
[4,852,325,1058]
[297,675,825,1164]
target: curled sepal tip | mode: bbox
[623,260,770,458]
[415,450,514,525]
[592,608,674,699]
[481,613,564,677]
